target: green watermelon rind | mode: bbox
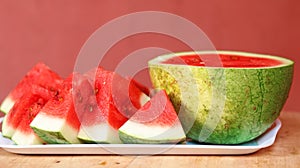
[76,137,110,144]
[148,50,294,144]
[30,126,70,144]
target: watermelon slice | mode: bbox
[30,73,89,144]
[119,90,186,144]
[77,68,149,143]
[148,51,294,144]
[0,63,62,114]
[10,94,47,145]
[2,85,56,145]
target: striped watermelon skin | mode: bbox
[149,51,294,144]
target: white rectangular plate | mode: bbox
[0,119,281,155]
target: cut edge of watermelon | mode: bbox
[148,50,294,69]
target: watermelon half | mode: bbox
[77,68,149,143]
[119,90,186,144]
[0,63,62,114]
[148,51,294,144]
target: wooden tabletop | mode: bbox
[0,111,299,168]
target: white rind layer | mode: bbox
[30,112,81,144]
[11,130,44,145]
[30,113,65,131]
[0,96,14,114]
[1,116,16,138]
[77,123,121,143]
[140,93,150,106]
[119,120,186,142]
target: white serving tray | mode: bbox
[0,119,281,155]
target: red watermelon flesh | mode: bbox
[30,73,90,144]
[129,90,178,126]
[79,68,111,125]
[0,63,62,114]
[110,73,147,129]
[126,77,151,96]
[77,67,149,143]
[118,90,186,144]
[81,67,148,128]
[163,54,283,67]
[77,68,123,143]
[11,94,47,145]
[2,87,50,144]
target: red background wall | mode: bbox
[0,0,299,112]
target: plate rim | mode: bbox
[0,119,281,155]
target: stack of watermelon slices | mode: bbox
[77,67,150,143]
[30,73,88,144]
[1,63,63,145]
[0,63,186,145]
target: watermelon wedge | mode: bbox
[10,94,47,145]
[30,73,89,144]
[119,90,186,144]
[2,85,56,145]
[0,63,62,114]
[77,68,149,143]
